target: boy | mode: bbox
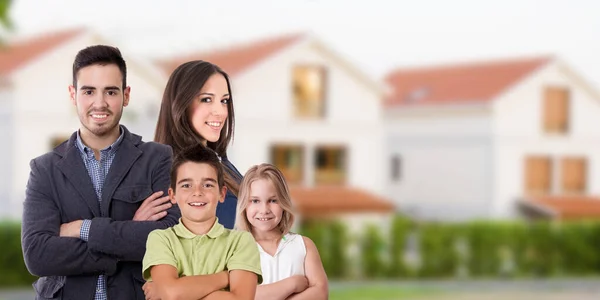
[142,145,262,300]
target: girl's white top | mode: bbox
[257,233,306,284]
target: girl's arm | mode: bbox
[255,275,308,300]
[286,236,329,300]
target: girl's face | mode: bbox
[188,73,230,144]
[245,178,284,234]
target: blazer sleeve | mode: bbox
[86,145,181,262]
[21,158,118,277]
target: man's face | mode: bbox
[69,64,130,138]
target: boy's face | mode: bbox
[169,162,226,224]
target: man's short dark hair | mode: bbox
[170,145,225,191]
[72,45,127,89]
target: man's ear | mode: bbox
[68,85,76,106]
[123,86,131,107]
[219,186,227,203]
[168,188,176,204]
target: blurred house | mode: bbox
[0,28,166,218]
[158,33,395,230]
[384,56,600,221]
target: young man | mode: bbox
[21,45,181,300]
[142,145,262,300]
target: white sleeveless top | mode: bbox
[257,233,306,284]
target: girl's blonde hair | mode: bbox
[235,163,296,235]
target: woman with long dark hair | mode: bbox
[155,60,241,228]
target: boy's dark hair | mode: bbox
[72,45,127,89]
[170,144,225,191]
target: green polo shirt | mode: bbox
[142,218,262,284]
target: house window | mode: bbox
[561,157,587,194]
[292,66,326,118]
[50,136,70,150]
[391,155,402,181]
[271,144,304,184]
[524,156,552,195]
[543,87,569,134]
[314,146,346,185]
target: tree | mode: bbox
[0,0,13,43]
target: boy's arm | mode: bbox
[86,148,181,261]
[255,275,308,300]
[202,270,258,300]
[149,265,228,300]
[286,237,329,300]
[21,159,118,277]
[201,231,262,300]
[143,231,229,300]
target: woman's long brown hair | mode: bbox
[154,60,240,195]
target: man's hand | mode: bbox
[289,275,309,293]
[142,281,161,300]
[59,220,83,238]
[133,191,172,221]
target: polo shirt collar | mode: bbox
[173,218,225,239]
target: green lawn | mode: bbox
[330,286,440,300]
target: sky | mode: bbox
[9,0,600,86]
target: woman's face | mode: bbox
[188,73,230,144]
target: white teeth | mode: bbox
[206,122,221,127]
[189,202,206,207]
[92,114,107,118]
[257,218,271,221]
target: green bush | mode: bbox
[518,221,561,277]
[556,221,600,275]
[387,215,412,277]
[360,224,386,278]
[327,221,349,278]
[299,219,349,279]
[0,221,36,287]
[418,223,460,278]
[467,221,525,277]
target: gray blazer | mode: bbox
[21,126,181,300]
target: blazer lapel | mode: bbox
[100,136,142,216]
[56,145,101,217]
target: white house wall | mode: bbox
[0,87,14,218]
[385,112,494,221]
[492,61,600,218]
[228,40,384,194]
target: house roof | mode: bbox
[289,186,395,216]
[157,33,305,76]
[520,196,600,220]
[384,56,552,107]
[0,28,85,76]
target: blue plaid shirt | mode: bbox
[76,127,124,300]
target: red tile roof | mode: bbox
[289,186,395,216]
[157,33,304,76]
[384,56,552,107]
[0,28,85,76]
[523,196,600,220]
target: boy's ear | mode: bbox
[219,186,227,203]
[168,187,176,204]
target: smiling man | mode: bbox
[21,45,181,300]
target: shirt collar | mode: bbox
[173,218,226,239]
[76,125,125,157]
